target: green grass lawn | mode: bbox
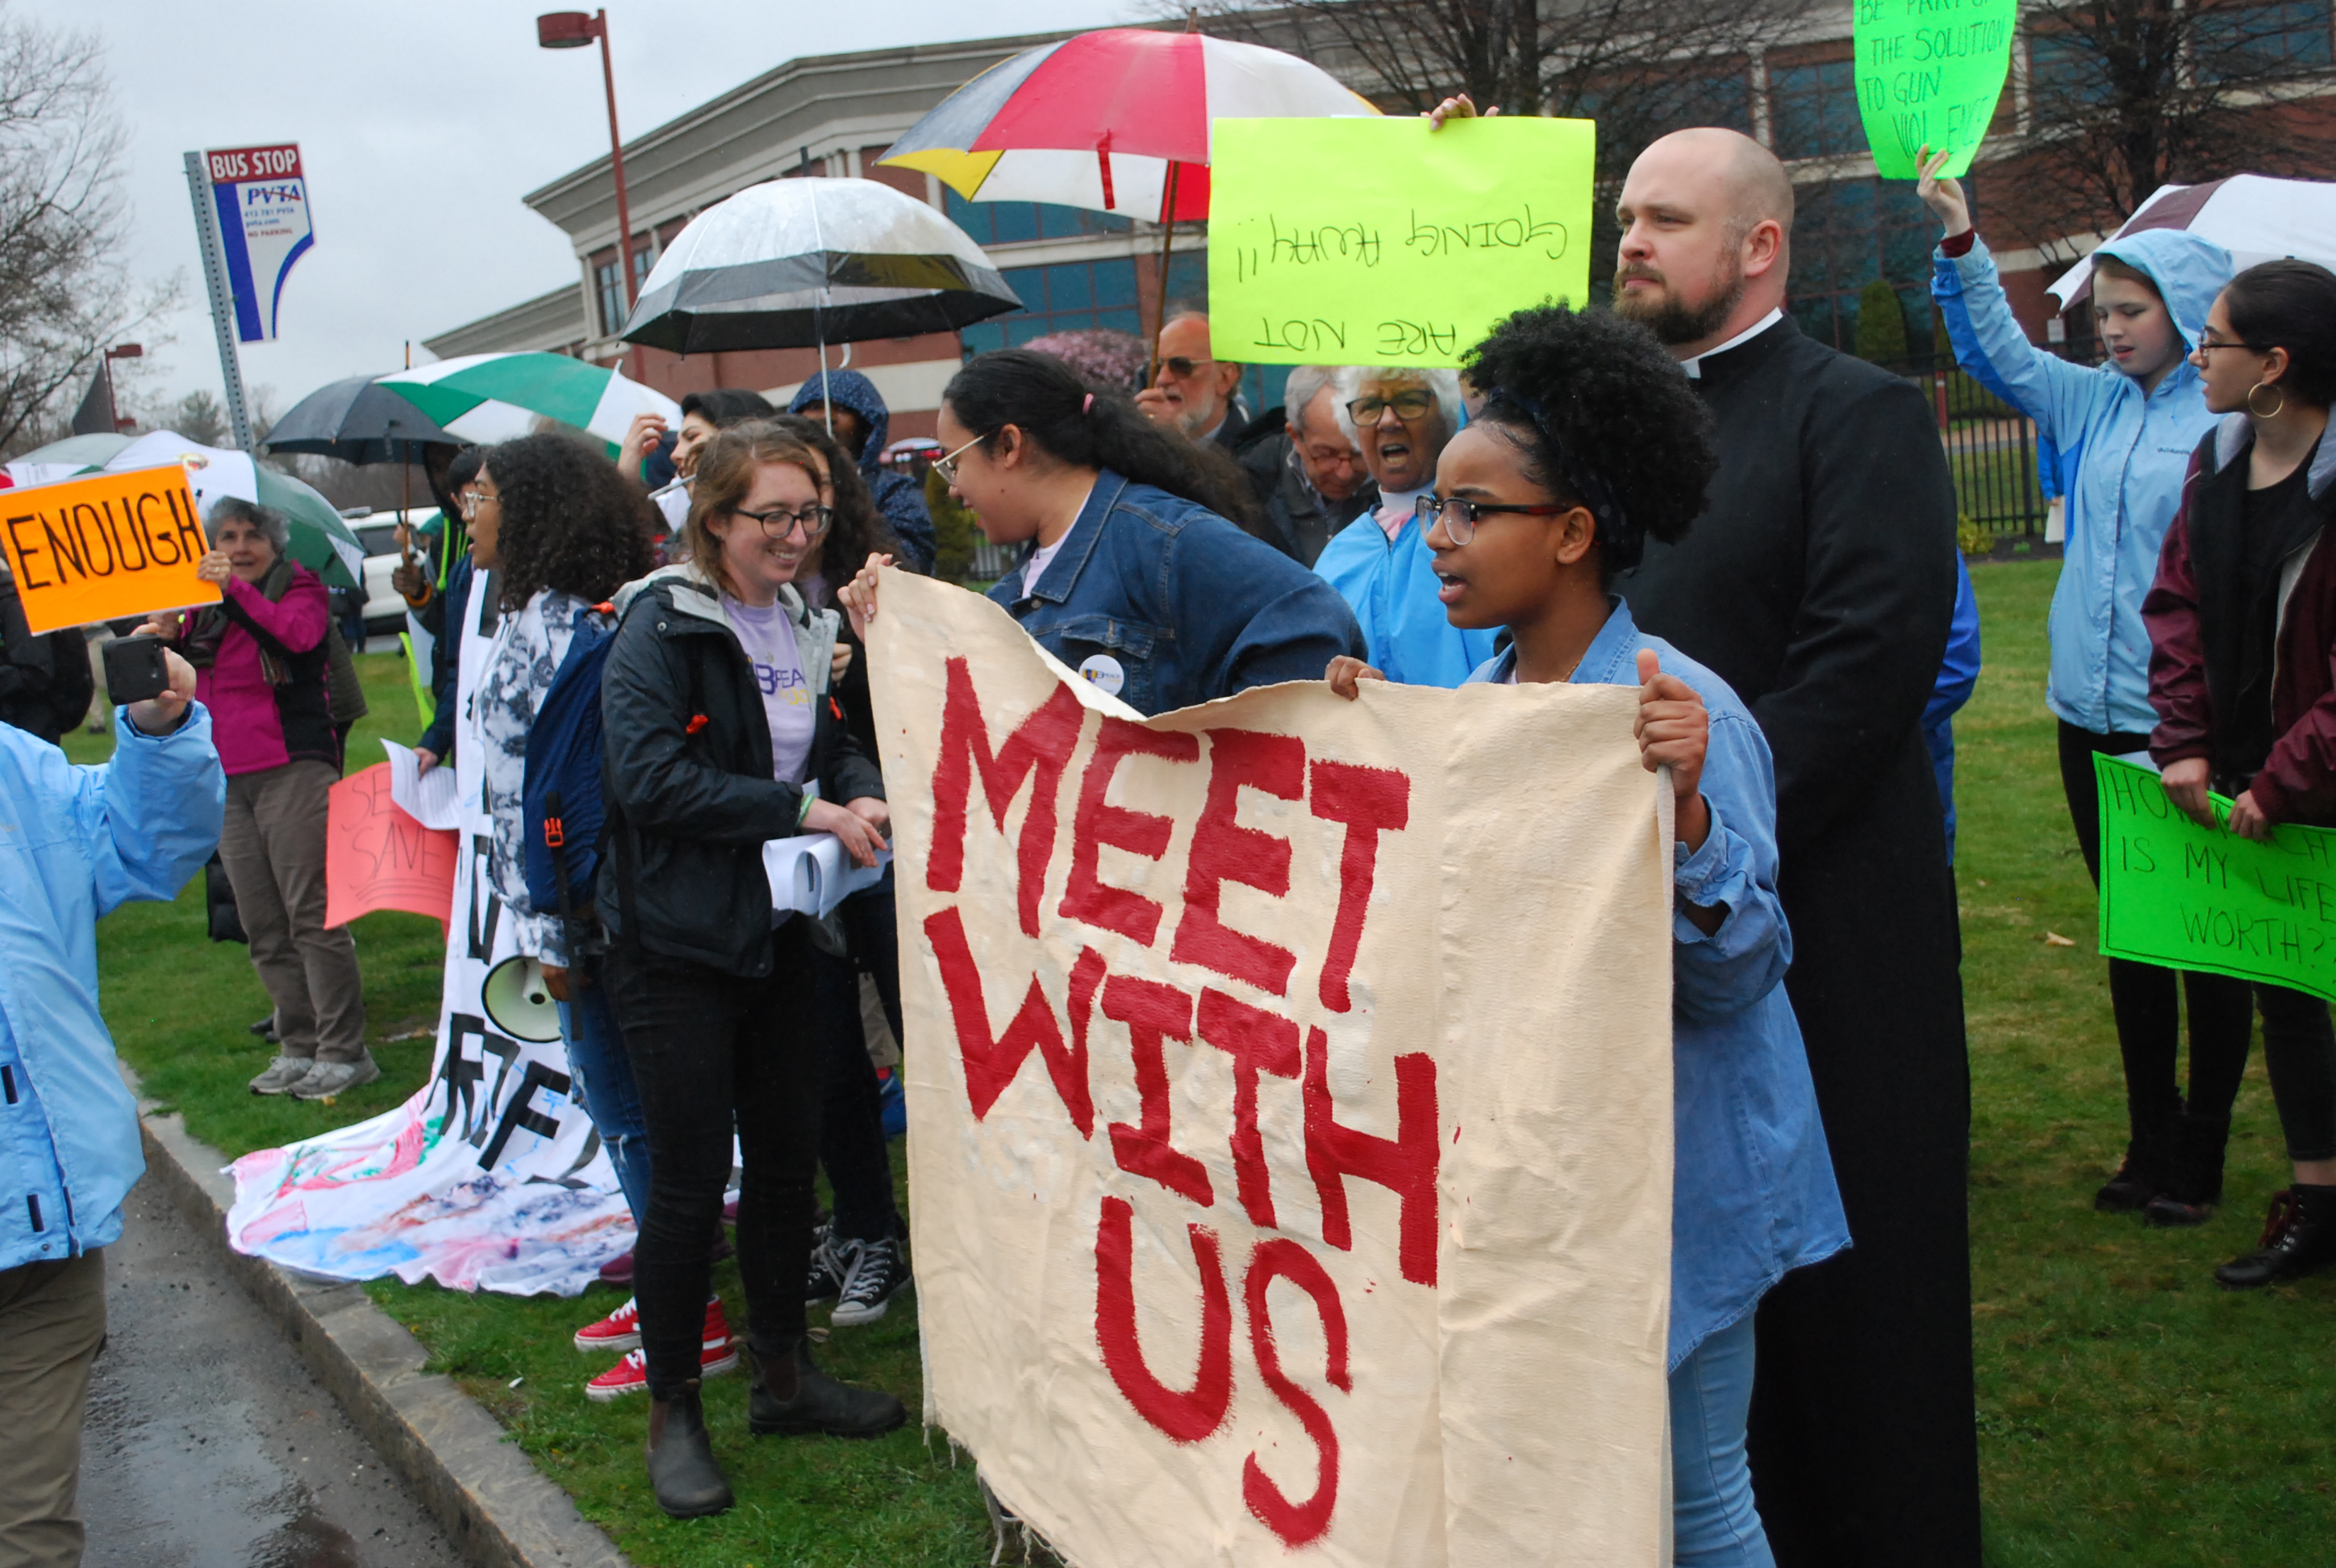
[79,566,2336,1563]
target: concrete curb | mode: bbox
[127,1076,631,1568]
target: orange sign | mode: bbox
[324,765,459,930]
[0,465,220,633]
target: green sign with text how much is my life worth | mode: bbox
[2095,754,2336,1003]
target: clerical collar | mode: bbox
[1681,308,1784,380]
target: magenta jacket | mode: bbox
[185,565,338,777]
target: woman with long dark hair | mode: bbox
[596,421,904,1516]
[839,348,1362,715]
[2145,259,2336,1287]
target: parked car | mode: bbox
[350,510,444,643]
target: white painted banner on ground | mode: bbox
[868,570,1676,1566]
[223,575,630,1295]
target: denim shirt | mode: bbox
[988,471,1366,717]
[1467,600,1849,1367]
[0,707,224,1272]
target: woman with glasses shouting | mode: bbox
[841,348,1363,715]
[597,422,906,1517]
[2143,260,2336,1288]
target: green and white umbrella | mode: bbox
[374,352,680,454]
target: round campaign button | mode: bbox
[1077,653,1126,696]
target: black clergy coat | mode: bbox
[1621,315,1980,1568]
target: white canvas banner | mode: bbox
[223,573,631,1295]
[870,571,1675,1566]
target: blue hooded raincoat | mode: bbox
[0,708,223,1272]
[787,369,938,573]
[1933,227,2234,738]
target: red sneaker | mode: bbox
[584,1337,739,1402]
[574,1297,640,1353]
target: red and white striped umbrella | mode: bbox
[878,27,1377,223]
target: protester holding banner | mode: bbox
[1920,147,2250,1222]
[445,436,677,1391]
[1418,101,1976,1563]
[841,348,1365,713]
[157,498,373,1100]
[1329,302,1850,1565]
[1312,366,1499,686]
[2142,260,2336,1287]
[598,422,906,1516]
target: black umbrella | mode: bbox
[265,374,461,465]
[618,177,1021,356]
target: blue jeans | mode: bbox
[557,968,653,1231]
[1672,1314,1774,1567]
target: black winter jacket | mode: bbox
[597,564,884,977]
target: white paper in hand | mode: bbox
[763,832,891,920]
[382,740,463,831]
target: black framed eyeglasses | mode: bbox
[1416,493,1573,545]
[731,503,832,541]
[1351,390,1437,423]
[2193,332,2271,357]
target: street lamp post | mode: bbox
[538,9,639,360]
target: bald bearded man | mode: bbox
[1433,106,1977,1566]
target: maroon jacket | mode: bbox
[2145,417,2336,824]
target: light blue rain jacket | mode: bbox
[1933,227,2233,737]
[1315,507,1498,688]
[1468,600,1849,1368]
[0,709,224,1272]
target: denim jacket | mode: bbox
[988,470,1365,717]
[0,707,223,1272]
[1467,600,1849,1367]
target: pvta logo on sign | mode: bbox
[204,142,314,344]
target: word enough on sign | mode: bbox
[870,571,1677,1567]
[0,465,219,635]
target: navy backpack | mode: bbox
[522,604,618,950]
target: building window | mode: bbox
[945,190,1133,245]
[1578,62,1755,144]
[1769,60,1863,160]
[2027,34,2120,106]
[594,256,624,336]
[2195,0,2334,78]
[1787,176,1940,356]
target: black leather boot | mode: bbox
[2143,1111,2233,1228]
[646,1382,733,1518]
[748,1337,907,1439]
[2215,1183,2336,1289]
[2096,1110,2178,1211]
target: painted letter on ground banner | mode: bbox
[868,569,1676,1566]
[0,465,219,633]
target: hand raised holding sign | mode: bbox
[196,549,236,586]
[1424,92,1500,129]
[1915,146,1973,239]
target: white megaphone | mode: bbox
[482,956,564,1044]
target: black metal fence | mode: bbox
[1876,339,2102,544]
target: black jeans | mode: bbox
[815,875,903,1245]
[2256,982,2336,1161]
[2058,721,2255,1126]
[606,924,820,1401]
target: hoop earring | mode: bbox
[2249,380,2288,419]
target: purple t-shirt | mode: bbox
[726,594,815,787]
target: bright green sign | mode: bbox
[1207,116,1596,369]
[2095,755,2336,1002]
[1854,0,2019,179]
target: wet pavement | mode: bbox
[77,1187,465,1568]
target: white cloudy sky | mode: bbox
[43,0,1139,417]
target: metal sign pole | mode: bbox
[183,150,256,452]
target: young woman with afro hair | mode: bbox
[1329,303,1850,1568]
